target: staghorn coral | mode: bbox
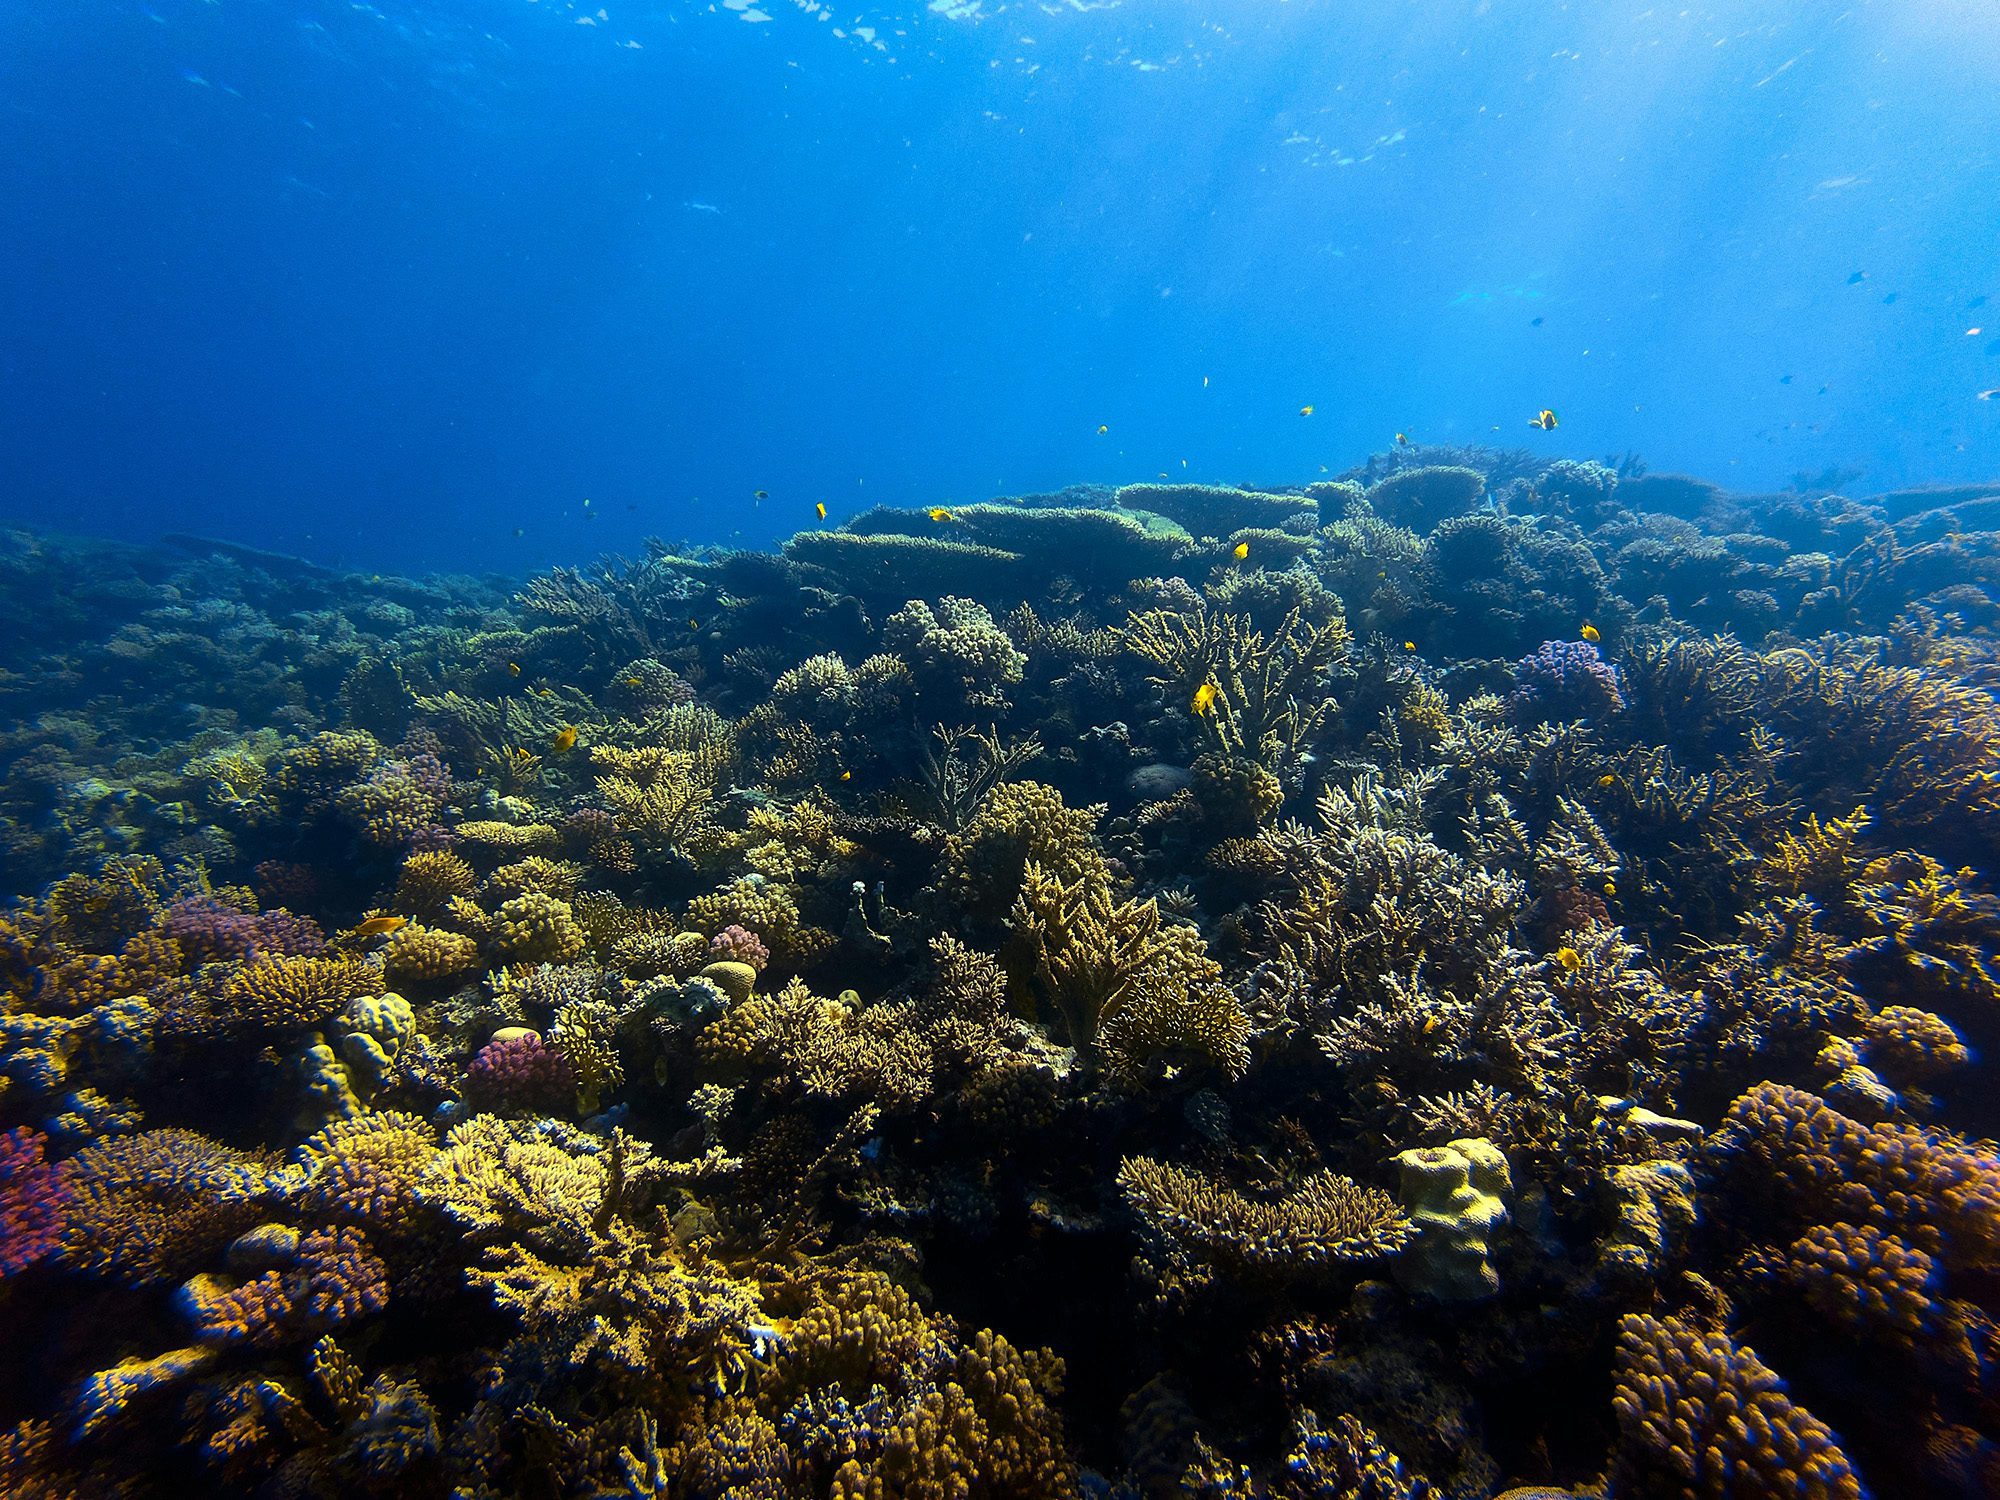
[1125,601,1350,765]
[179,1225,390,1349]
[1007,858,1251,1081]
[13,460,2000,1499]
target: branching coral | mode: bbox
[1118,1156,1414,1287]
[58,1128,269,1287]
[1125,602,1350,764]
[1006,859,1250,1081]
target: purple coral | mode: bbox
[707,924,770,973]
[1508,638,1625,723]
[161,897,326,965]
[0,1127,68,1277]
[464,1033,577,1116]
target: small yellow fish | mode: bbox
[1580,623,1601,644]
[928,507,954,522]
[1530,408,1558,430]
[507,662,522,676]
[1191,681,1218,716]
[624,676,644,688]
[1395,432,1409,446]
[1403,641,1416,651]
[1097,424,1109,435]
[1597,773,1616,787]
[1602,879,1617,897]
[351,915,407,938]
[688,618,701,630]
[1555,946,1582,974]
[815,502,827,519]
[839,770,852,782]
[1299,404,1314,417]
[552,726,579,754]
[1232,541,1249,560]
[755,489,769,500]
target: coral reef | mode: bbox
[3,454,1998,1497]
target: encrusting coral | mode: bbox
[3,452,2000,1497]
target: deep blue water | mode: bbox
[2,0,1997,574]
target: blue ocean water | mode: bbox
[2,0,1997,572]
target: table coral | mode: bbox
[1119,1156,1415,1284]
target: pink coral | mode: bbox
[0,1127,67,1277]
[707,923,771,973]
[464,1032,577,1116]
[181,1227,389,1349]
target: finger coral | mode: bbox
[1611,1313,1863,1500]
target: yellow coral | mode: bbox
[490,893,587,965]
[1007,860,1250,1080]
[1125,602,1350,763]
[381,923,480,986]
[216,954,373,1034]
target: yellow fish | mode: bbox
[839,770,852,782]
[1597,773,1616,787]
[688,618,701,630]
[1395,432,1409,446]
[1602,879,1617,897]
[815,502,827,519]
[928,507,954,522]
[1299,404,1314,417]
[1232,541,1249,560]
[1403,641,1416,651]
[1580,623,1601,644]
[507,662,522,676]
[624,676,644,688]
[1191,682,1218,716]
[552,726,579,754]
[755,489,769,500]
[1530,408,1558,430]
[1097,423,1109,435]
[1554,946,1582,974]
[351,915,407,938]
